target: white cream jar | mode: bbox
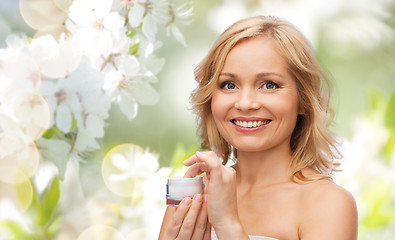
[166,176,205,206]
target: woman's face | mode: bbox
[211,36,301,153]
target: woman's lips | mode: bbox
[231,119,272,128]
[230,118,272,132]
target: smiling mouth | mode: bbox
[231,119,272,128]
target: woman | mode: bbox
[159,16,358,240]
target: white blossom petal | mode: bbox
[29,35,60,62]
[74,129,89,151]
[86,115,105,138]
[103,69,123,93]
[111,153,131,170]
[75,127,102,151]
[145,56,165,75]
[130,82,159,105]
[40,81,59,96]
[36,138,71,179]
[87,138,100,149]
[102,12,125,32]
[93,0,113,19]
[123,55,140,77]
[142,14,158,41]
[170,24,187,47]
[109,173,131,182]
[5,34,25,50]
[137,151,159,175]
[68,0,96,26]
[119,94,138,120]
[40,37,82,79]
[56,103,72,132]
[128,4,145,28]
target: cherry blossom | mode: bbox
[0,0,193,238]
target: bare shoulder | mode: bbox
[298,179,358,240]
[300,178,356,207]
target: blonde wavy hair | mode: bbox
[190,16,341,181]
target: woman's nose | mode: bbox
[234,89,260,110]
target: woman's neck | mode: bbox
[234,144,293,188]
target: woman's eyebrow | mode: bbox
[219,72,284,80]
[219,72,236,78]
[256,72,284,78]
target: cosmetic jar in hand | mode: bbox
[166,176,205,206]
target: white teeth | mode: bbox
[233,120,270,128]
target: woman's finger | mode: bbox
[191,196,208,240]
[183,151,221,167]
[183,153,199,166]
[176,194,204,239]
[196,151,224,182]
[163,197,192,239]
[184,162,207,178]
[202,222,212,240]
[183,151,223,180]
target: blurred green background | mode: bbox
[105,0,395,166]
[1,0,395,239]
[2,0,393,164]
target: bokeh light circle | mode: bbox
[0,135,40,184]
[0,171,33,212]
[102,144,145,197]
[8,90,51,140]
[19,0,68,30]
[39,37,82,79]
[77,225,126,240]
[34,24,69,41]
[53,0,73,12]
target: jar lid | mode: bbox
[167,175,203,184]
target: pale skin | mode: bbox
[159,36,358,240]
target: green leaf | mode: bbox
[129,42,140,55]
[385,91,395,129]
[37,177,60,227]
[127,29,137,38]
[71,118,78,131]
[383,92,395,158]
[43,177,60,214]
[41,125,63,139]
[42,128,55,139]
[46,216,62,238]
[0,220,33,240]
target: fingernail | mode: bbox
[194,194,202,203]
[182,197,191,205]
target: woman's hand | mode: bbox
[183,151,241,235]
[162,194,211,240]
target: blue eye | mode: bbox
[263,81,278,90]
[220,82,236,90]
[226,83,236,89]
